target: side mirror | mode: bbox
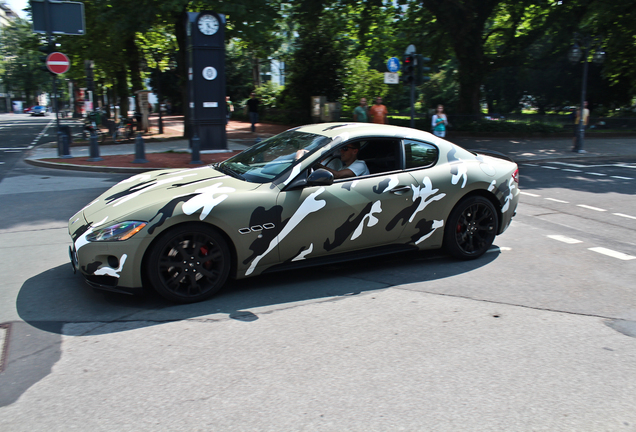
[285,168,333,190]
[307,168,334,186]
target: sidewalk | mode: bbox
[24,119,636,174]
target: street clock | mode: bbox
[197,13,219,35]
[186,11,227,150]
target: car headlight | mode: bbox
[86,221,147,242]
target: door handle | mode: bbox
[390,185,412,195]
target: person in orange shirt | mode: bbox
[368,97,388,124]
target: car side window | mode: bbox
[404,139,438,169]
[356,139,402,175]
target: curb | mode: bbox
[25,152,636,175]
[24,158,167,174]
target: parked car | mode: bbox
[30,106,47,116]
[68,123,520,303]
[23,106,35,114]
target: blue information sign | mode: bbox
[387,57,401,73]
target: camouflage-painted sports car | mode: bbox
[68,123,519,303]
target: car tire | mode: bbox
[443,195,498,260]
[147,224,231,303]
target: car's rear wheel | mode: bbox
[148,225,230,303]
[444,196,498,259]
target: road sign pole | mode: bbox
[410,55,417,128]
[43,0,61,144]
[410,79,415,128]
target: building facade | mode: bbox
[1,2,19,112]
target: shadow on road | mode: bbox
[16,249,499,336]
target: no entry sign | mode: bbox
[46,52,70,74]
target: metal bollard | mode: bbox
[58,130,73,159]
[132,133,148,163]
[87,131,103,161]
[190,134,203,164]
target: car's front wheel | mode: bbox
[444,196,498,259]
[147,225,230,303]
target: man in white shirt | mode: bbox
[318,142,369,179]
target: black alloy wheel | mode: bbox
[444,196,498,259]
[148,225,230,303]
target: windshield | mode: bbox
[216,130,331,183]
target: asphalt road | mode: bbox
[0,114,56,181]
[0,128,635,430]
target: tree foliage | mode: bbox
[2,0,634,125]
[0,18,52,105]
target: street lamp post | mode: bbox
[568,34,605,153]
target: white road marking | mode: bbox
[487,246,512,253]
[545,198,569,203]
[523,163,540,167]
[547,162,588,168]
[520,191,540,197]
[541,166,559,170]
[586,172,607,176]
[611,176,634,180]
[588,247,635,261]
[0,325,7,370]
[547,235,583,244]
[577,204,607,212]
[563,169,582,172]
[0,147,29,150]
[614,213,636,220]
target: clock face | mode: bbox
[198,14,219,35]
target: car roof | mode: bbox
[292,122,438,142]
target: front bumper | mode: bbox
[69,244,142,296]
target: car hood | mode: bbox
[82,166,262,226]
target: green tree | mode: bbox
[584,0,636,108]
[405,0,593,114]
[0,18,52,106]
[280,27,346,122]
[341,55,387,114]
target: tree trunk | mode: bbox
[252,56,261,88]
[175,9,189,138]
[421,0,498,115]
[115,68,128,118]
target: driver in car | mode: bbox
[317,142,369,179]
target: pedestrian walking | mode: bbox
[572,100,589,151]
[431,104,448,137]
[226,96,234,122]
[353,98,368,122]
[369,97,388,124]
[247,92,259,132]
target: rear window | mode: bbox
[404,140,438,169]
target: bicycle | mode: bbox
[83,117,106,144]
[112,117,136,143]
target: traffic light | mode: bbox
[85,60,94,91]
[403,54,416,84]
[38,44,55,75]
[416,55,431,85]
